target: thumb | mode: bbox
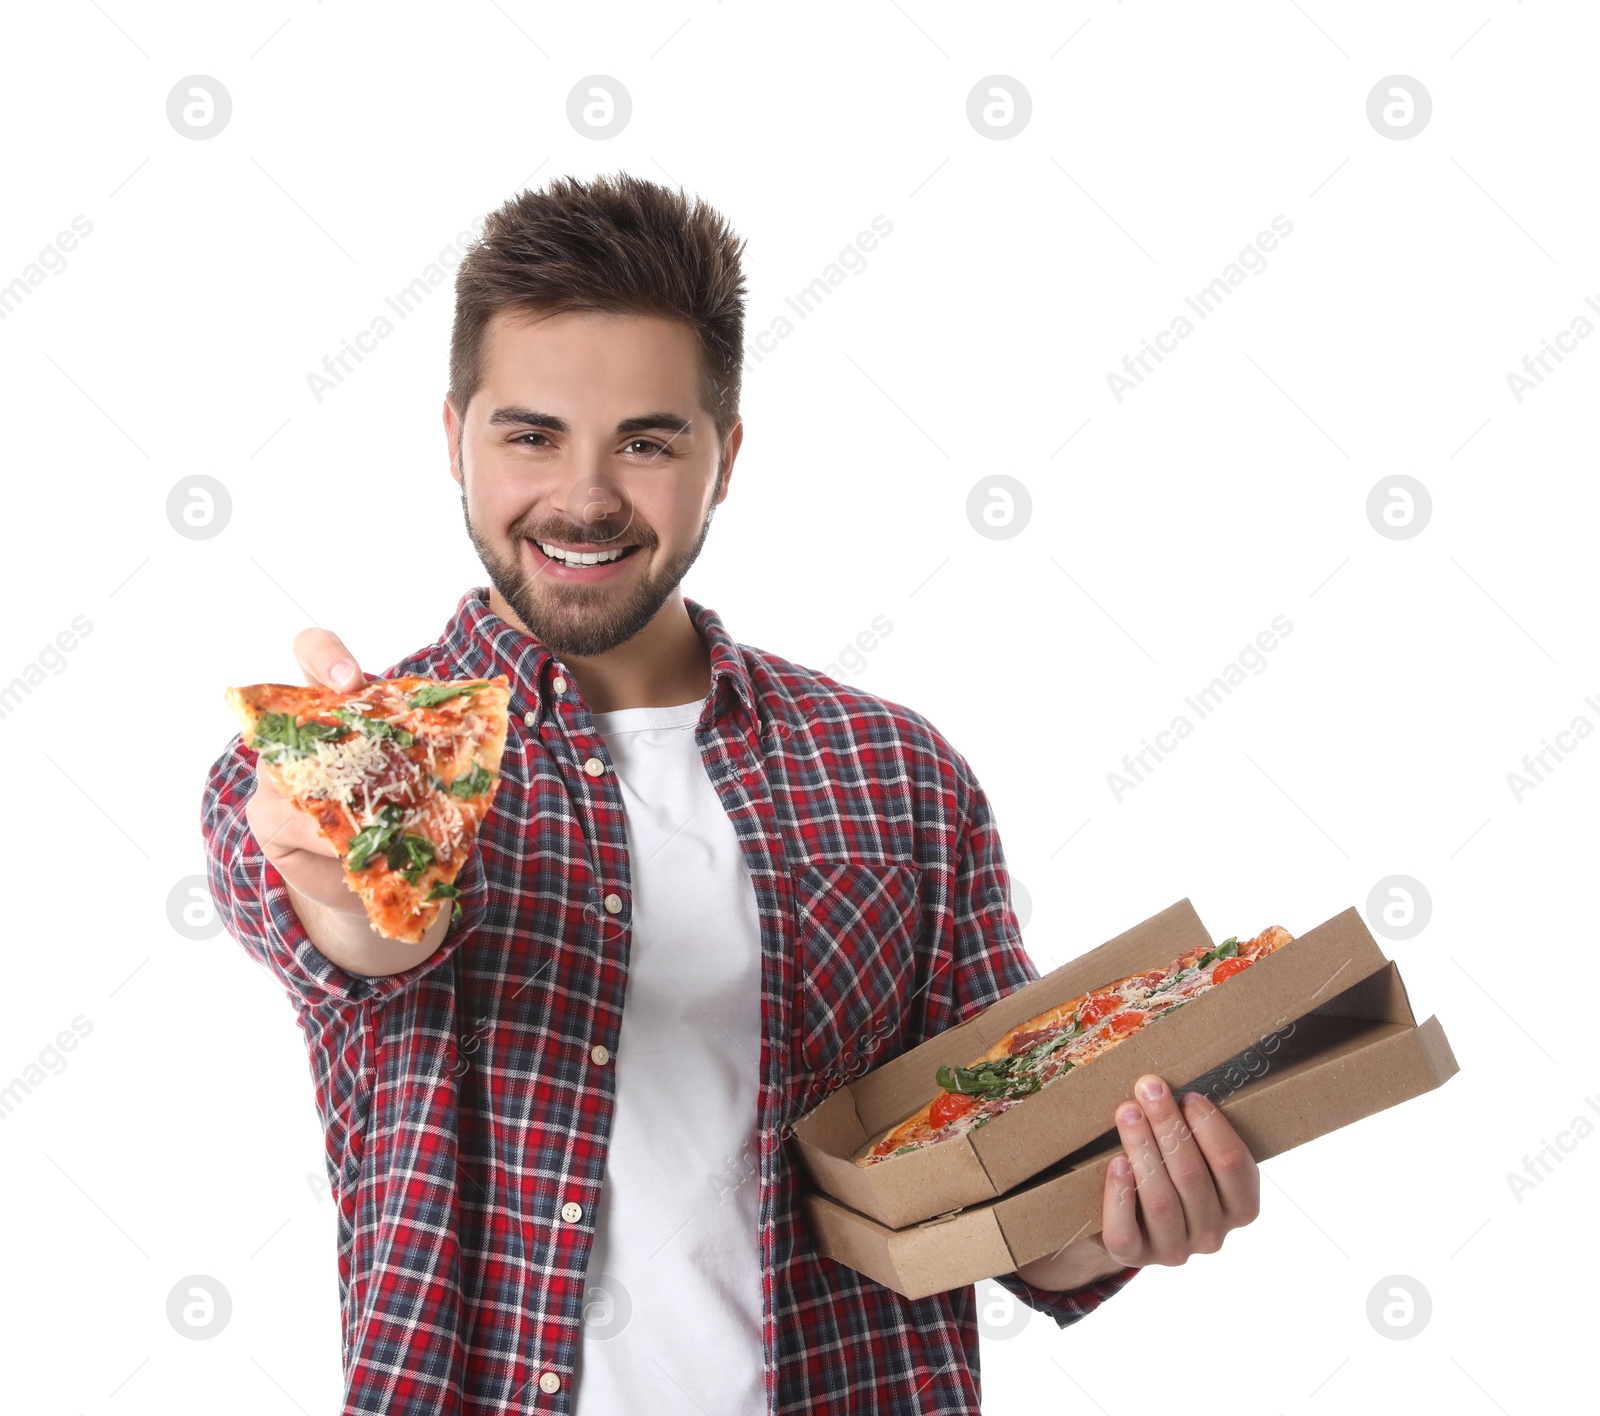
[292,627,366,691]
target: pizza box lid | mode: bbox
[801,957,1460,1300]
[789,900,1394,1229]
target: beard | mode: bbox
[459,471,722,660]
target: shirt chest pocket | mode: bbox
[788,860,922,1087]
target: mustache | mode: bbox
[520,527,645,547]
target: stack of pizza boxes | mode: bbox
[791,899,1458,1299]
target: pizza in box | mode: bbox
[855,924,1293,1165]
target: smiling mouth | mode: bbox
[527,538,643,568]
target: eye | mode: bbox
[509,432,676,457]
[625,438,675,458]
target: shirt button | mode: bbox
[603,893,623,914]
[560,1200,583,1223]
[538,1371,561,1394]
[583,757,606,777]
[552,675,568,695]
[523,710,537,728]
[590,1043,610,1065]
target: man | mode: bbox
[202,172,1260,1416]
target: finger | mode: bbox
[292,627,365,691]
[1135,1076,1225,1256]
[264,837,366,915]
[250,767,328,850]
[1099,1150,1146,1267]
[1178,1089,1261,1227]
[1115,1095,1189,1265]
[245,773,337,857]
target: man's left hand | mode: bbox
[1011,1073,1262,1290]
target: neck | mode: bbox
[486,587,712,714]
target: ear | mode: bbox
[714,418,744,504]
[443,396,464,486]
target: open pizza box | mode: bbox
[790,900,1449,1231]
[801,950,1457,1299]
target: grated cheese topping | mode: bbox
[399,793,470,863]
[267,729,403,816]
[262,691,494,861]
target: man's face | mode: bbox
[446,308,739,659]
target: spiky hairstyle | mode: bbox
[448,172,748,449]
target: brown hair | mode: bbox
[448,171,748,458]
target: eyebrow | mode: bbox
[486,406,694,439]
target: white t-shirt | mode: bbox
[571,695,766,1414]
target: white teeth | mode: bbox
[536,541,629,565]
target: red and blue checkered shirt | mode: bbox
[201,586,1138,1414]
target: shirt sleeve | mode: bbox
[931,760,1141,1326]
[201,733,490,1012]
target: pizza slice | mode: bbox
[225,673,511,944]
[855,924,1293,1165]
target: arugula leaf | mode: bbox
[1198,936,1240,969]
[251,712,297,748]
[332,707,414,747]
[386,833,435,884]
[446,764,494,799]
[253,711,349,762]
[1147,966,1195,996]
[427,879,463,920]
[936,1028,1079,1101]
[346,804,403,871]
[408,681,486,709]
[936,1060,1027,1099]
[349,812,433,883]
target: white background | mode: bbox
[1,2,1592,1412]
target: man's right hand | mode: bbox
[242,628,369,917]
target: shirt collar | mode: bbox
[437,586,760,737]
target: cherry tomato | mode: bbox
[931,1091,978,1128]
[1078,993,1123,1026]
[1213,956,1252,984]
[1106,1011,1144,1035]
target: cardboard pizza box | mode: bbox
[800,956,1458,1300]
[790,901,1394,1229]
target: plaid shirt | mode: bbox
[201,586,1138,1415]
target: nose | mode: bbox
[552,464,629,537]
